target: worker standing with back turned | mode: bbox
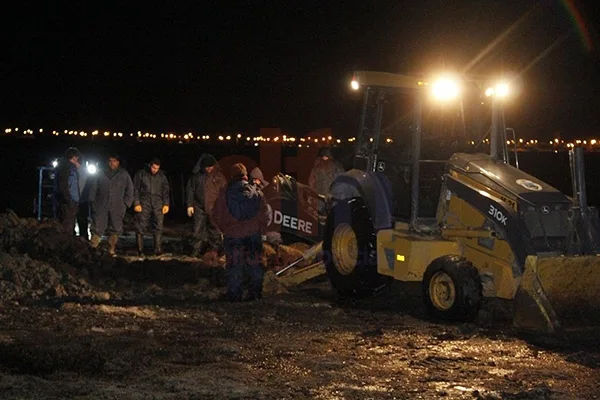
[212,163,268,302]
[308,147,344,195]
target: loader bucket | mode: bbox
[514,254,600,334]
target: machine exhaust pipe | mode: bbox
[409,93,422,228]
[569,146,588,208]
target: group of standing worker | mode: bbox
[53,145,344,301]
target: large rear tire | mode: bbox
[422,255,482,322]
[323,197,390,298]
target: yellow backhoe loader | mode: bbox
[319,70,600,334]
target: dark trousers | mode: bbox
[59,201,79,235]
[224,233,264,301]
[135,203,164,234]
[92,207,126,236]
[192,206,222,253]
[76,202,89,238]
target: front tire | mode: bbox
[323,197,390,298]
[422,255,482,322]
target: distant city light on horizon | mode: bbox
[2,126,599,152]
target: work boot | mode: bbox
[107,234,119,257]
[153,233,163,256]
[90,234,101,249]
[136,233,145,257]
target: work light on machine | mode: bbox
[485,81,510,98]
[431,77,460,101]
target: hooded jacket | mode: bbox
[186,154,226,214]
[249,167,268,189]
[308,157,344,195]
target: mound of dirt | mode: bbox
[0,210,116,302]
[0,252,104,302]
[0,210,322,303]
[0,210,115,275]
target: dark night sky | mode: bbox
[2,1,599,138]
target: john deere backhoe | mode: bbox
[323,70,600,334]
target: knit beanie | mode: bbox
[230,163,248,180]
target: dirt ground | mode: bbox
[1,212,600,399]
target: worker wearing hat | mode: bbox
[212,163,269,301]
[249,167,268,190]
[249,166,283,245]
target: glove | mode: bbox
[162,205,170,214]
[134,205,142,213]
[265,232,283,245]
[187,207,194,217]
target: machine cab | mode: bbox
[349,70,511,224]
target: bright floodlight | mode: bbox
[432,78,459,101]
[495,82,509,98]
[52,159,58,168]
[350,78,360,90]
[485,82,510,98]
[87,164,97,174]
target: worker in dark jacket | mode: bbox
[185,153,227,258]
[89,154,134,256]
[212,163,268,302]
[249,167,281,245]
[249,167,268,190]
[53,147,82,234]
[133,158,170,256]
